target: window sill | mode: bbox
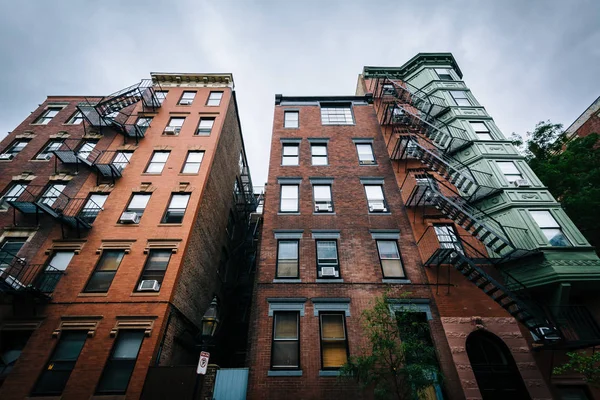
[78,292,109,297]
[382,279,411,284]
[26,396,62,400]
[89,395,126,400]
[157,223,183,227]
[278,212,300,216]
[30,159,50,162]
[359,163,378,166]
[319,370,341,377]
[313,212,336,215]
[272,279,301,283]
[141,173,162,176]
[368,212,391,215]
[316,279,344,283]
[130,292,161,297]
[194,133,211,136]
[268,370,302,377]
[311,164,330,167]
[115,224,140,227]
[0,159,13,162]
[178,173,199,176]
[280,164,300,167]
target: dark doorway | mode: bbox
[466,330,531,400]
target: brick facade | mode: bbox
[0,76,255,399]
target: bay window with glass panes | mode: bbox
[529,210,571,247]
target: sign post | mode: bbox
[197,351,210,375]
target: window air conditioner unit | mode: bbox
[315,202,333,212]
[179,99,193,105]
[319,267,338,278]
[0,153,13,160]
[369,202,387,212]
[360,160,376,165]
[138,280,160,292]
[164,127,180,135]
[513,179,531,187]
[36,153,52,161]
[119,211,140,224]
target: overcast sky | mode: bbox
[0,0,598,186]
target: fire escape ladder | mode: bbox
[52,144,126,184]
[373,77,473,155]
[392,133,500,201]
[77,79,161,142]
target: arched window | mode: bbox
[466,330,530,400]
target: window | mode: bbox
[271,312,300,369]
[207,91,223,106]
[497,161,524,184]
[311,144,328,166]
[320,104,354,125]
[320,313,348,369]
[434,225,464,254]
[155,91,168,105]
[33,107,61,125]
[356,143,375,165]
[364,185,387,212]
[280,185,299,213]
[0,183,27,210]
[450,91,471,106]
[135,117,152,135]
[112,151,133,172]
[76,140,97,161]
[145,151,170,173]
[281,143,299,166]
[376,240,405,278]
[182,151,204,174]
[41,251,74,292]
[434,68,454,81]
[66,111,84,125]
[313,185,333,213]
[284,111,299,128]
[382,83,395,95]
[197,117,215,135]
[164,117,184,135]
[40,184,66,207]
[1,140,29,159]
[124,193,151,221]
[83,250,125,293]
[276,240,299,278]
[136,249,171,290]
[96,330,144,394]
[178,91,196,105]
[316,240,339,278]
[79,193,108,224]
[31,331,87,396]
[469,122,493,141]
[529,210,571,247]
[35,140,63,160]
[0,330,32,383]
[0,238,26,268]
[162,193,190,223]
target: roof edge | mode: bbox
[363,52,462,79]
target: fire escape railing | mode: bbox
[0,254,64,298]
[7,185,103,235]
[52,140,130,183]
[370,75,600,348]
[77,79,161,143]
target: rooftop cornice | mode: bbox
[150,72,234,88]
[363,52,463,79]
[275,94,373,105]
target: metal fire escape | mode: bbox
[0,251,64,299]
[77,79,161,142]
[371,77,600,349]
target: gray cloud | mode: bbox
[1,0,599,185]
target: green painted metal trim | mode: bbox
[363,53,463,79]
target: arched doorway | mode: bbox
[466,330,531,400]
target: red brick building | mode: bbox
[564,96,600,144]
[0,73,257,399]
[248,53,600,400]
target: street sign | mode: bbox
[197,351,210,375]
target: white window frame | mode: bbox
[280,184,299,213]
[145,151,170,173]
[284,111,299,128]
[207,91,223,106]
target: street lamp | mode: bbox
[201,296,220,339]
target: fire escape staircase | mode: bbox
[77,79,160,142]
[7,185,102,235]
[52,143,129,183]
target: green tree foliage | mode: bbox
[522,121,600,249]
[553,351,600,387]
[339,294,441,400]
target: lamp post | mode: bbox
[193,296,220,399]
